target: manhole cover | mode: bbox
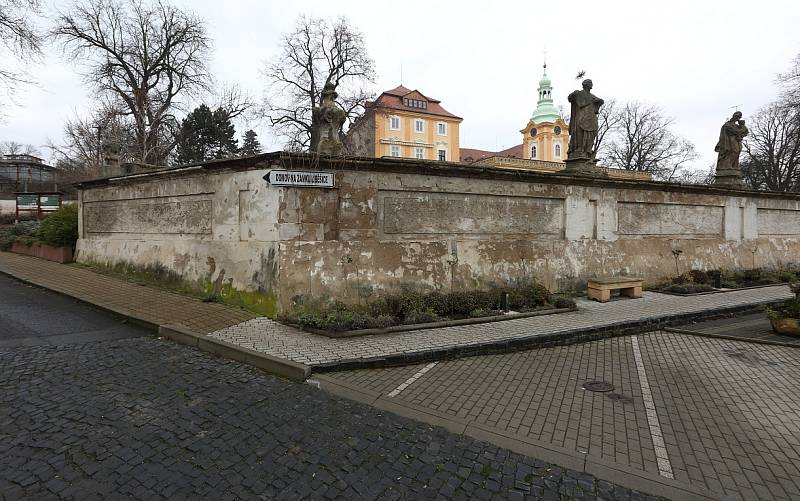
[582,380,614,392]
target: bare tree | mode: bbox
[0,0,44,105]
[601,101,698,181]
[213,83,256,122]
[592,98,622,163]
[741,100,800,192]
[262,15,375,150]
[0,140,40,156]
[47,104,138,181]
[51,0,212,165]
[778,53,800,110]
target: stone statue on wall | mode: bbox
[713,111,749,188]
[567,79,604,162]
[311,83,347,155]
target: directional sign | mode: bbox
[264,170,335,188]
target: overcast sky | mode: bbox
[1,0,799,171]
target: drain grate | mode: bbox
[582,380,614,392]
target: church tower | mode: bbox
[521,62,569,162]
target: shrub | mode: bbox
[0,220,42,251]
[767,299,800,321]
[403,309,441,325]
[552,296,577,309]
[37,204,79,248]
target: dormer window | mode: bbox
[403,97,427,109]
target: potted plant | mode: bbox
[767,283,800,336]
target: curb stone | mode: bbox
[310,302,779,373]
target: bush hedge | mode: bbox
[37,204,79,248]
[659,267,800,293]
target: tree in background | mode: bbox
[596,101,698,182]
[0,140,40,156]
[741,101,800,192]
[52,0,212,165]
[0,0,44,106]
[262,15,375,150]
[47,104,137,181]
[174,104,238,164]
[240,130,261,156]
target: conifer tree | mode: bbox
[240,130,262,156]
[174,104,239,164]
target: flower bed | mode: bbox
[655,268,800,295]
[766,283,800,337]
[279,282,577,336]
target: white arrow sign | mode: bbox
[264,170,335,188]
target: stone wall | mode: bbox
[75,153,800,310]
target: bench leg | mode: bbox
[620,286,642,299]
[588,288,611,302]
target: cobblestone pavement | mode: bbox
[209,287,792,367]
[0,252,253,334]
[328,331,800,500]
[1,338,666,500]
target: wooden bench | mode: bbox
[587,276,643,303]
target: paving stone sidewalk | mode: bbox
[0,252,252,334]
[209,286,792,368]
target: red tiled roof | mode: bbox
[459,144,524,163]
[368,84,462,120]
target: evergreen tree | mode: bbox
[240,129,262,156]
[212,107,238,159]
[174,104,239,164]
[175,104,216,164]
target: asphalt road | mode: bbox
[0,273,149,348]
[0,273,660,500]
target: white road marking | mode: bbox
[631,336,675,479]
[387,362,439,398]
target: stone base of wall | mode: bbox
[11,242,74,263]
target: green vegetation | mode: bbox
[0,220,41,250]
[77,260,278,318]
[657,267,800,294]
[279,281,577,332]
[0,205,79,250]
[38,204,79,248]
[767,283,800,321]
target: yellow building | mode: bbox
[521,63,569,162]
[345,85,463,161]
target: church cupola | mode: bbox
[531,62,561,124]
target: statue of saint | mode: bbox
[311,83,347,155]
[567,79,604,161]
[715,111,748,172]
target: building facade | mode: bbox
[0,154,58,194]
[521,63,569,163]
[346,85,462,162]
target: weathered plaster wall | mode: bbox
[75,154,800,311]
[76,166,281,296]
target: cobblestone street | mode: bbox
[1,275,659,499]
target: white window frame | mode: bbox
[390,145,401,157]
[437,148,447,161]
[531,145,537,159]
[415,119,424,133]
[554,143,561,158]
[415,147,424,159]
[389,116,401,130]
[437,122,447,136]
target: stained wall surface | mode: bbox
[75,154,800,309]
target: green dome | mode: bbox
[531,63,560,124]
